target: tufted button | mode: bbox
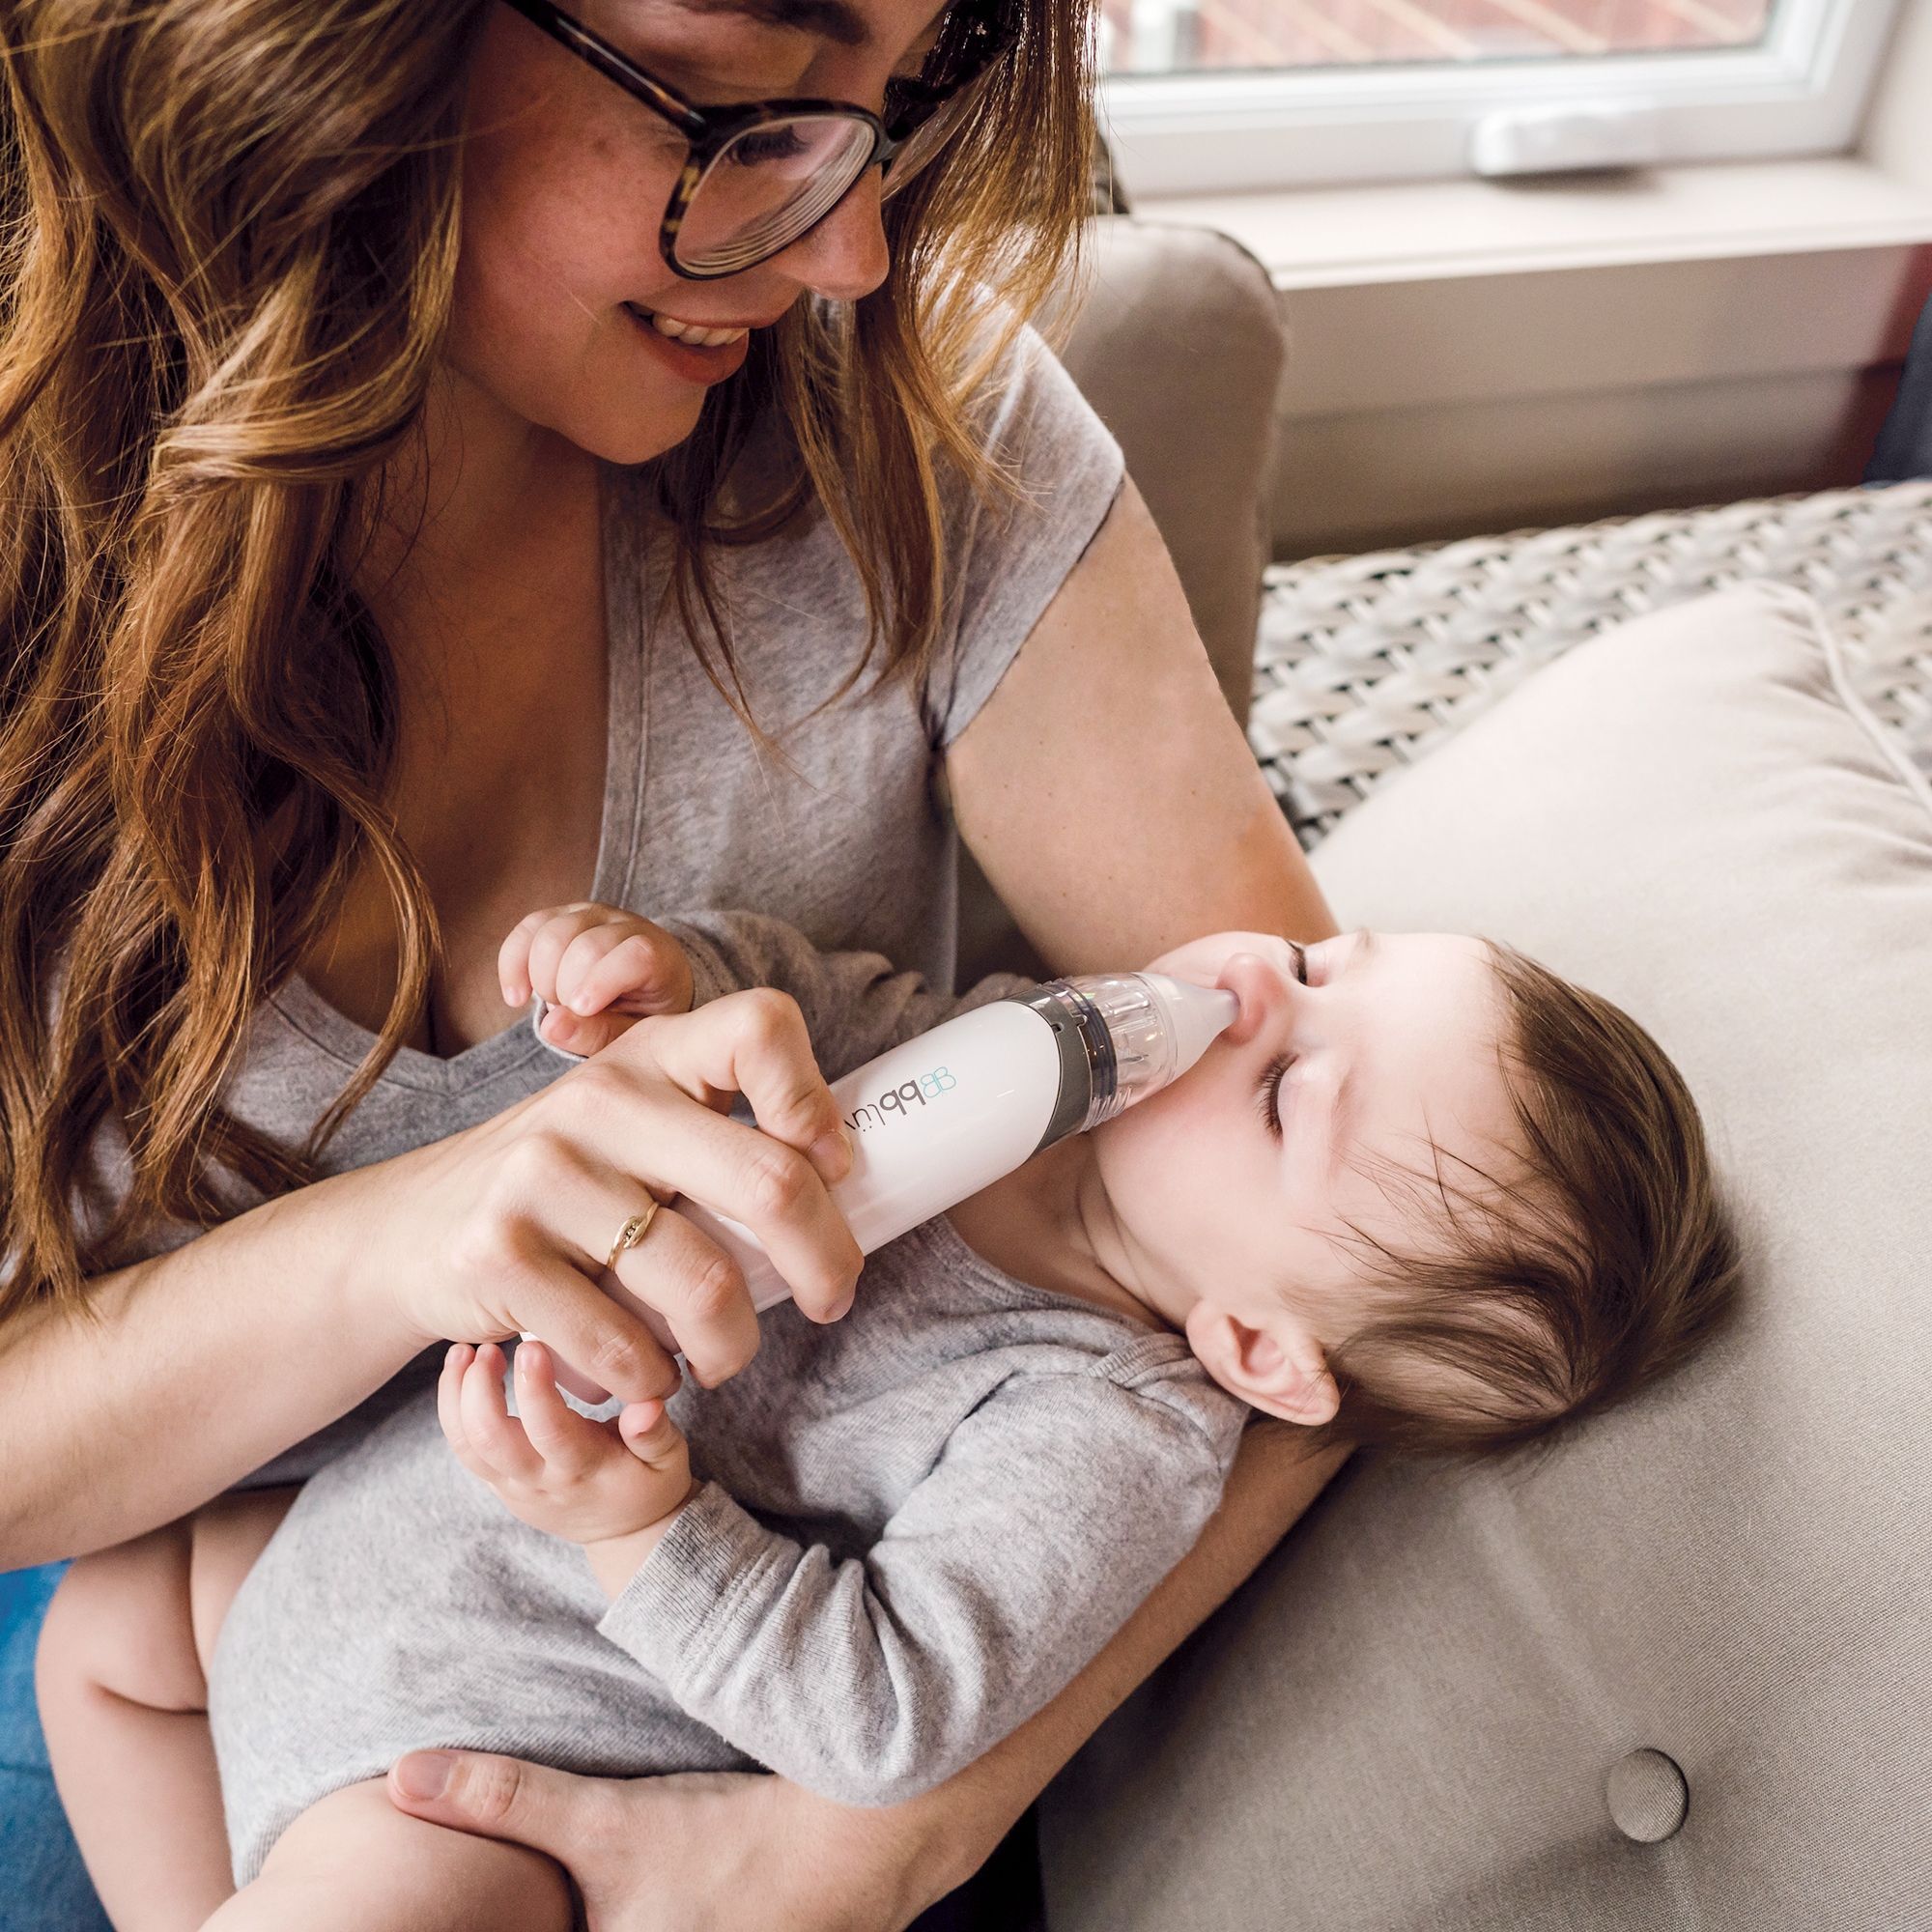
[1605,1748,1689,1843]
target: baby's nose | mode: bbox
[1215,952,1289,1047]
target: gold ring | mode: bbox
[605,1199,660,1273]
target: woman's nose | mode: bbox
[773,172,891,303]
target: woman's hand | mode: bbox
[375,989,862,1405]
[502,901,696,1058]
[386,1757,948,1932]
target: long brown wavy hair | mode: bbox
[0,0,1096,1320]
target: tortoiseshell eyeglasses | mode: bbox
[499,0,1022,280]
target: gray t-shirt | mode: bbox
[79,324,1124,1487]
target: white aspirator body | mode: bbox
[531,970,1238,1359]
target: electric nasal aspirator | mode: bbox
[534,971,1239,1354]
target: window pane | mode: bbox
[1100,0,1780,78]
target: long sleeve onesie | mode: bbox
[208,914,1248,1882]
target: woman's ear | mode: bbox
[1184,1298,1339,1427]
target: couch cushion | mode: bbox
[1037,585,1932,1932]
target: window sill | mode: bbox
[1135,156,1932,292]
[1125,156,1932,558]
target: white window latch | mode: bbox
[1469,101,1664,178]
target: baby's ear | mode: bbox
[1185,1300,1339,1427]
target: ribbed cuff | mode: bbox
[655,917,741,1009]
[595,1479,777,1690]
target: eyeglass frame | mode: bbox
[497,0,1021,281]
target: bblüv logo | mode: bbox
[845,1065,957,1135]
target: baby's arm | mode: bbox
[596,1368,1236,1807]
[440,1317,1235,1807]
[655,909,1035,1080]
[502,901,1033,1076]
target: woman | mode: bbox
[0,0,1344,1924]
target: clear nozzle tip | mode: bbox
[1135,973,1241,1080]
[1044,969,1243,1136]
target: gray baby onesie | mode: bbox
[209,1215,1246,1883]
[208,907,1248,1879]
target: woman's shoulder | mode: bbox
[952,310,1119,466]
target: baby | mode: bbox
[37,903,1740,1932]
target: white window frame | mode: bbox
[1098,0,1904,199]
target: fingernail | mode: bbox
[394,1751,453,1801]
[810,1126,853,1174]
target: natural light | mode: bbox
[1101,0,1780,76]
[1097,0,1899,193]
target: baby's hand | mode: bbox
[499,902,696,1058]
[440,1341,698,1588]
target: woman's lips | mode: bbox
[625,302,750,350]
[621,301,752,384]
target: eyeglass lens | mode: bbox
[676,115,879,274]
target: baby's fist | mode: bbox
[441,1340,697,1559]
[499,902,695,1057]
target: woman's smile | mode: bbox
[620,299,754,383]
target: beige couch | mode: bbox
[946,220,1932,1931]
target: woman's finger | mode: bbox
[598,1199,759,1390]
[633,1104,858,1331]
[511,1343,606,1476]
[460,1344,544,1483]
[386,1750,619,1861]
[469,1140,747,1391]
[494,1223,683,1407]
[639,990,853,1190]
[526,1085,850,1373]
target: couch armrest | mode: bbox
[1051,215,1286,728]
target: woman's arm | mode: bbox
[0,996,867,1568]
[944,476,1337,971]
[0,1168,427,1566]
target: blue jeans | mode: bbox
[0,1565,111,1932]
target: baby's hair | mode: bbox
[1304,943,1741,1459]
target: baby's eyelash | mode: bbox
[1256,1051,1293,1138]
[1288,941,1309,983]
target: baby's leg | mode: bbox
[203,1778,573,1932]
[35,1488,298,1932]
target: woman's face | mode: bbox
[450,0,952,462]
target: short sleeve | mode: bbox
[922,323,1125,750]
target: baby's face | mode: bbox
[1092,929,1520,1338]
